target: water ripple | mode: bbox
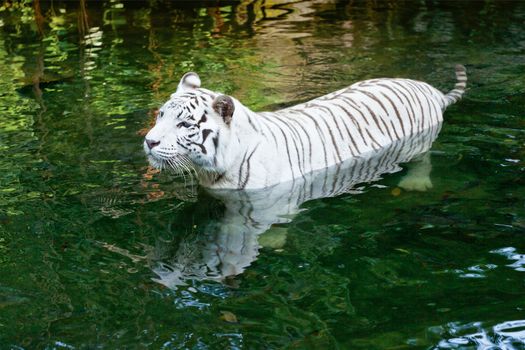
[431,320,525,349]
[491,247,525,272]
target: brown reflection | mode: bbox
[208,6,225,38]
[33,0,45,37]
[77,0,90,38]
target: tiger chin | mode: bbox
[144,66,467,190]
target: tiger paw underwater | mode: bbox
[144,65,467,189]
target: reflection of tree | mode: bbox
[78,0,90,38]
[33,0,44,36]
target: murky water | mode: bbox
[0,1,524,349]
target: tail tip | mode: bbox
[444,64,467,108]
[455,64,467,73]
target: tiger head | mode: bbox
[144,72,235,173]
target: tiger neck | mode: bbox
[198,103,264,188]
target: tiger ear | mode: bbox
[212,95,235,126]
[176,72,201,93]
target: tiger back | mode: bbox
[144,66,466,189]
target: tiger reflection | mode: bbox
[149,124,442,289]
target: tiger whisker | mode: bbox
[164,156,198,189]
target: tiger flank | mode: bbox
[144,66,467,189]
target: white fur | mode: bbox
[145,68,465,190]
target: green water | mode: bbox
[1,1,524,349]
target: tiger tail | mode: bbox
[443,64,468,108]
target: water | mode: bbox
[0,1,524,349]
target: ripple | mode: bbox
[449,264,498,279]
[431,320,525,349]
[448,247,525,279]
[491,247,525,272]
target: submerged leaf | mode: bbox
[220,311,239,323]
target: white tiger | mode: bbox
[144,65,466,189]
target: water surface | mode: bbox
[0,1,524,349]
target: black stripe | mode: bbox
[388,80,418,134]
[338,96,371,126]
[336,98,372,143]
[310,103,356,158]
[359,87,406,138]
[406,81,438,127]
[359,90,389,115]
[278,115,309,174]
[378,91,406,138]
[360,97,396,142]
[357,98,393,142]
[409,81,438,124]
[242,108,260,132]
[324,102,360,157]
[271,116,306,180]
[365,128,382,150]
[239,144,259,189]
[389,120,401,140]
[237,149,249,188]
[312,104,347,144]
[212,133,219,166]
[400,80,429,131]
[355,151,367,182]
[285,115,314,171]
[389,80,423,133]
[260,116,281,148]
[291,110,329,169]
[357,90,398,140]
[339,97,384,145]
[264,116,297,180]
[330,100,367,144]
[202,129,212,143]
[177,141,189,150]
[418,82,443,119]
[357,79,381,87]
[212,173,224,184]
[329,101,366,154]
[329,164,340,195]
[377,82,414,136]
[308,109,343,163]
[197,89,215,99]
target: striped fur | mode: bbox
[144,65,466,189]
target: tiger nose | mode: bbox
[146,138,160,149]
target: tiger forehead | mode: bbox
[161,96,206,121]
[172,90,214,104]
[165,91,213,112]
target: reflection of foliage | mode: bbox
[0,0,34,23]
